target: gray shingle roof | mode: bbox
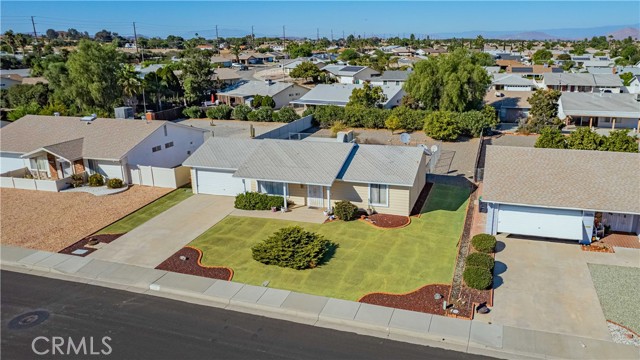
[543,73,622,87]
[340,144,426,186]
[559,93,640,119]
[218,80,294,97]
[233,140,354,186]
[0,115,202,160]
[40,138,84,161]
[483,146,640,214]
[377,70,411,81]
[290,84,404,107]
[492,74,535,87]
[182,137,260,170]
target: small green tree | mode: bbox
[347,83,387,108]
[521,89,563,133]
[619,72,634,86]
[251,226,334,270]
[274,107,299,123]
[289,61,322,83]
[532,49,552,64]
[339,49,359,61]
[423,111,460,141]
[385,114,402,134]
[251,94,263,109]
[566,127,602,150]
[252,107,273,122]
[206,104,232,119]
[8,102,41,121]
[232,104,252,120]
[599,130,639,153]
[261,95,276,109]
[535,127,567,149]
[182,106,204,119]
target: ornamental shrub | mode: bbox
[463,266,493,290]
[232,104,252,120]
[106,178,124,189]
[274,107,300,123]
[465,252,494,270]
[70,173,84,188]
[251,226,334,270]
[333,200,358,221]
[206,104,232,120]
[88,173,104,187]
[182,106,204,119]
[252,107,274,122]
[234,192,286,210]
[471,234,497,253]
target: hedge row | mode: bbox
[234,192,287,210]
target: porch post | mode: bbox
[612,118,616,130]
[589,117,593,129]
[326,187,331,211]
[283,183,288,211]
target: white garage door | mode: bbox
[196,169,245,196]
[0,153,26,174]
[497,205,583,240]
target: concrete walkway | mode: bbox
[3,245,638,360]
[89,195,235,268]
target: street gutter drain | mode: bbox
[8,310,50,330]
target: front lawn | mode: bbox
[98,187,193,234]
[589,264,640,334]
[189,184,469,300]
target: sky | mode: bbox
[1,1,639,39]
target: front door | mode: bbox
[307,185,324,208]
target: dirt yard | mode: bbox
[0,186,172,252]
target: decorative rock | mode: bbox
[434,293,442,300]
[179,255,187,261]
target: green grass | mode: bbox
[588,264,640,334]
[189,184,469,301]
[97,187,193,235]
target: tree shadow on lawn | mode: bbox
[317,242,340,268]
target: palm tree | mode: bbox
[3,30,16,54]
[231,43,241,63]
[14,33,28,55]
[118,65,141,107]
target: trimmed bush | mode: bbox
[471,234,497,253]
[333,200,358,221]
[70,173,84,188]
[106,178,124,189]
[274,107,300,123]
[88,173,104,187]
[182,106,204,119]
[252,107,273,122]
[463,266,493,290]
[465,252,494,270]
[234,192,286,210]
[251,226,334,270]
[232,104,252,120]
[206,104,232,120]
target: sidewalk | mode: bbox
[2,245,638,360]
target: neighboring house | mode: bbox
[484,66,501,75]
[134,64,164,78]
[0,115,207,184]
[368,70,411,86]
[491,74,536,91]
[0,74,22,89]
[237,53,258,65]
[484,90,533,123]
[215,80,310,109]
[391,47,415,56]
[483,146,640,243]
[0,68,31,78]
[542,73,623,93]
[557,92,640,129]
[212,68,242,86]
[20,77,48,85]
[627,76,640,94]
[507,64,562,78]
[290,83,405,109]
[196,44,214,51]
[211,56,233,68]
[184,138,429,216]
[281,57,325,75]
[321,65,380,84]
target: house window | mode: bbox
[165,141,174,149]
[395,81,400,86]
[163,125,168,136]
[152,145,162,152]
[29,156,48,172]
[258,181,285,196]
[369,184,388,207]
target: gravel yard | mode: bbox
[589,264,640,335]
[0,186,171,252]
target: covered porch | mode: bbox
[252,179,333,212]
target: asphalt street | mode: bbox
[1,271,495,359]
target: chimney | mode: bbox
[612,66,617,75]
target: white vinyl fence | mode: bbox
[0,168,71,192]
[129,165,191,189]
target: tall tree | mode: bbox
[347,82,387,108]
[117,64,141,107]
[534,127,567,149]
[181,51,214,105]
[289,61,322,83]
[521,89,563,133]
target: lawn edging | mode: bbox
[186,246,234,281]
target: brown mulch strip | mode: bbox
[410,182,434,216]
[58,233,123,257]
[359,284,451,316]
[155,247,233,281]
[365,213,411,228]
[450,286,492,318]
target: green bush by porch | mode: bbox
[234,192,287,210]
[189,184,469,301]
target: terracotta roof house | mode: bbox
[483,146,640,243]
[184,138,430,216]
[0,115,208,191]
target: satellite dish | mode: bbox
[400,133,411,145]
[430,145,439,153]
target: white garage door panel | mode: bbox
[197,169,245,196]
[1,153,26,173]
[498,205,583,240]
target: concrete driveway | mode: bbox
[489,235,612,341]
[89,195,235,268]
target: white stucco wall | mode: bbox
[126,124,206,168]
[0,152,27,173]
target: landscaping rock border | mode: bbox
[358,284,451,316]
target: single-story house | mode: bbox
[628,76,640,94]
[542,73,623,93]
[321,65,380,84]
[211,56,233,68]
[212,68,242,86]
[558,92,640,129]
[491,74,536,91]
[0,74,22,89]
[507,64,562,78]
[216,80,310,109]
[290,83,405,109]
[0,115,207,186]
[483,146,640,243]
[484,90,534,122]
[367,70,411,86]
[184,138,429,216]
[281,58,325,75]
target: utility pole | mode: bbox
[30,16,38,44]
[316,28,319,42]
[251,25,254,48]
[282,25,286,47]
[133,22,139,54]
[331,29,333,42]
[215,25,219,42]
[342,30,345,41]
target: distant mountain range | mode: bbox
[429,24,640,40]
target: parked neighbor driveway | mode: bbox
[89,194,235,268]
[489,235,612,341]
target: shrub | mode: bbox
[390,106,429,131]
[252,107,273,122]
[251,95,263,109]
[261,95,276,109]
[333,200,358,221]
[70,173,84,188]
[313,105,345,128]
[423,111,461,141]
[385,114,402,134]
[106,178,124,189]
[463,266,493,290]
[232,104,252,120]
[88,173,104,187]
[471,234,497,253]
[206,105,232,120]
[330,121,348,136]
[183,106,204,119]
[465,252,494,270]
[274,107,300,123]
[234,192,286,210]
[251,226,334,270]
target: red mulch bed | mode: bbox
[450,286,492,318]
[365,213,411,228]
[155,247,233,281]
[59,233,124,257]
[359,284,451,316]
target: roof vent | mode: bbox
[81,114,97,122]
[53,112,60,117]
